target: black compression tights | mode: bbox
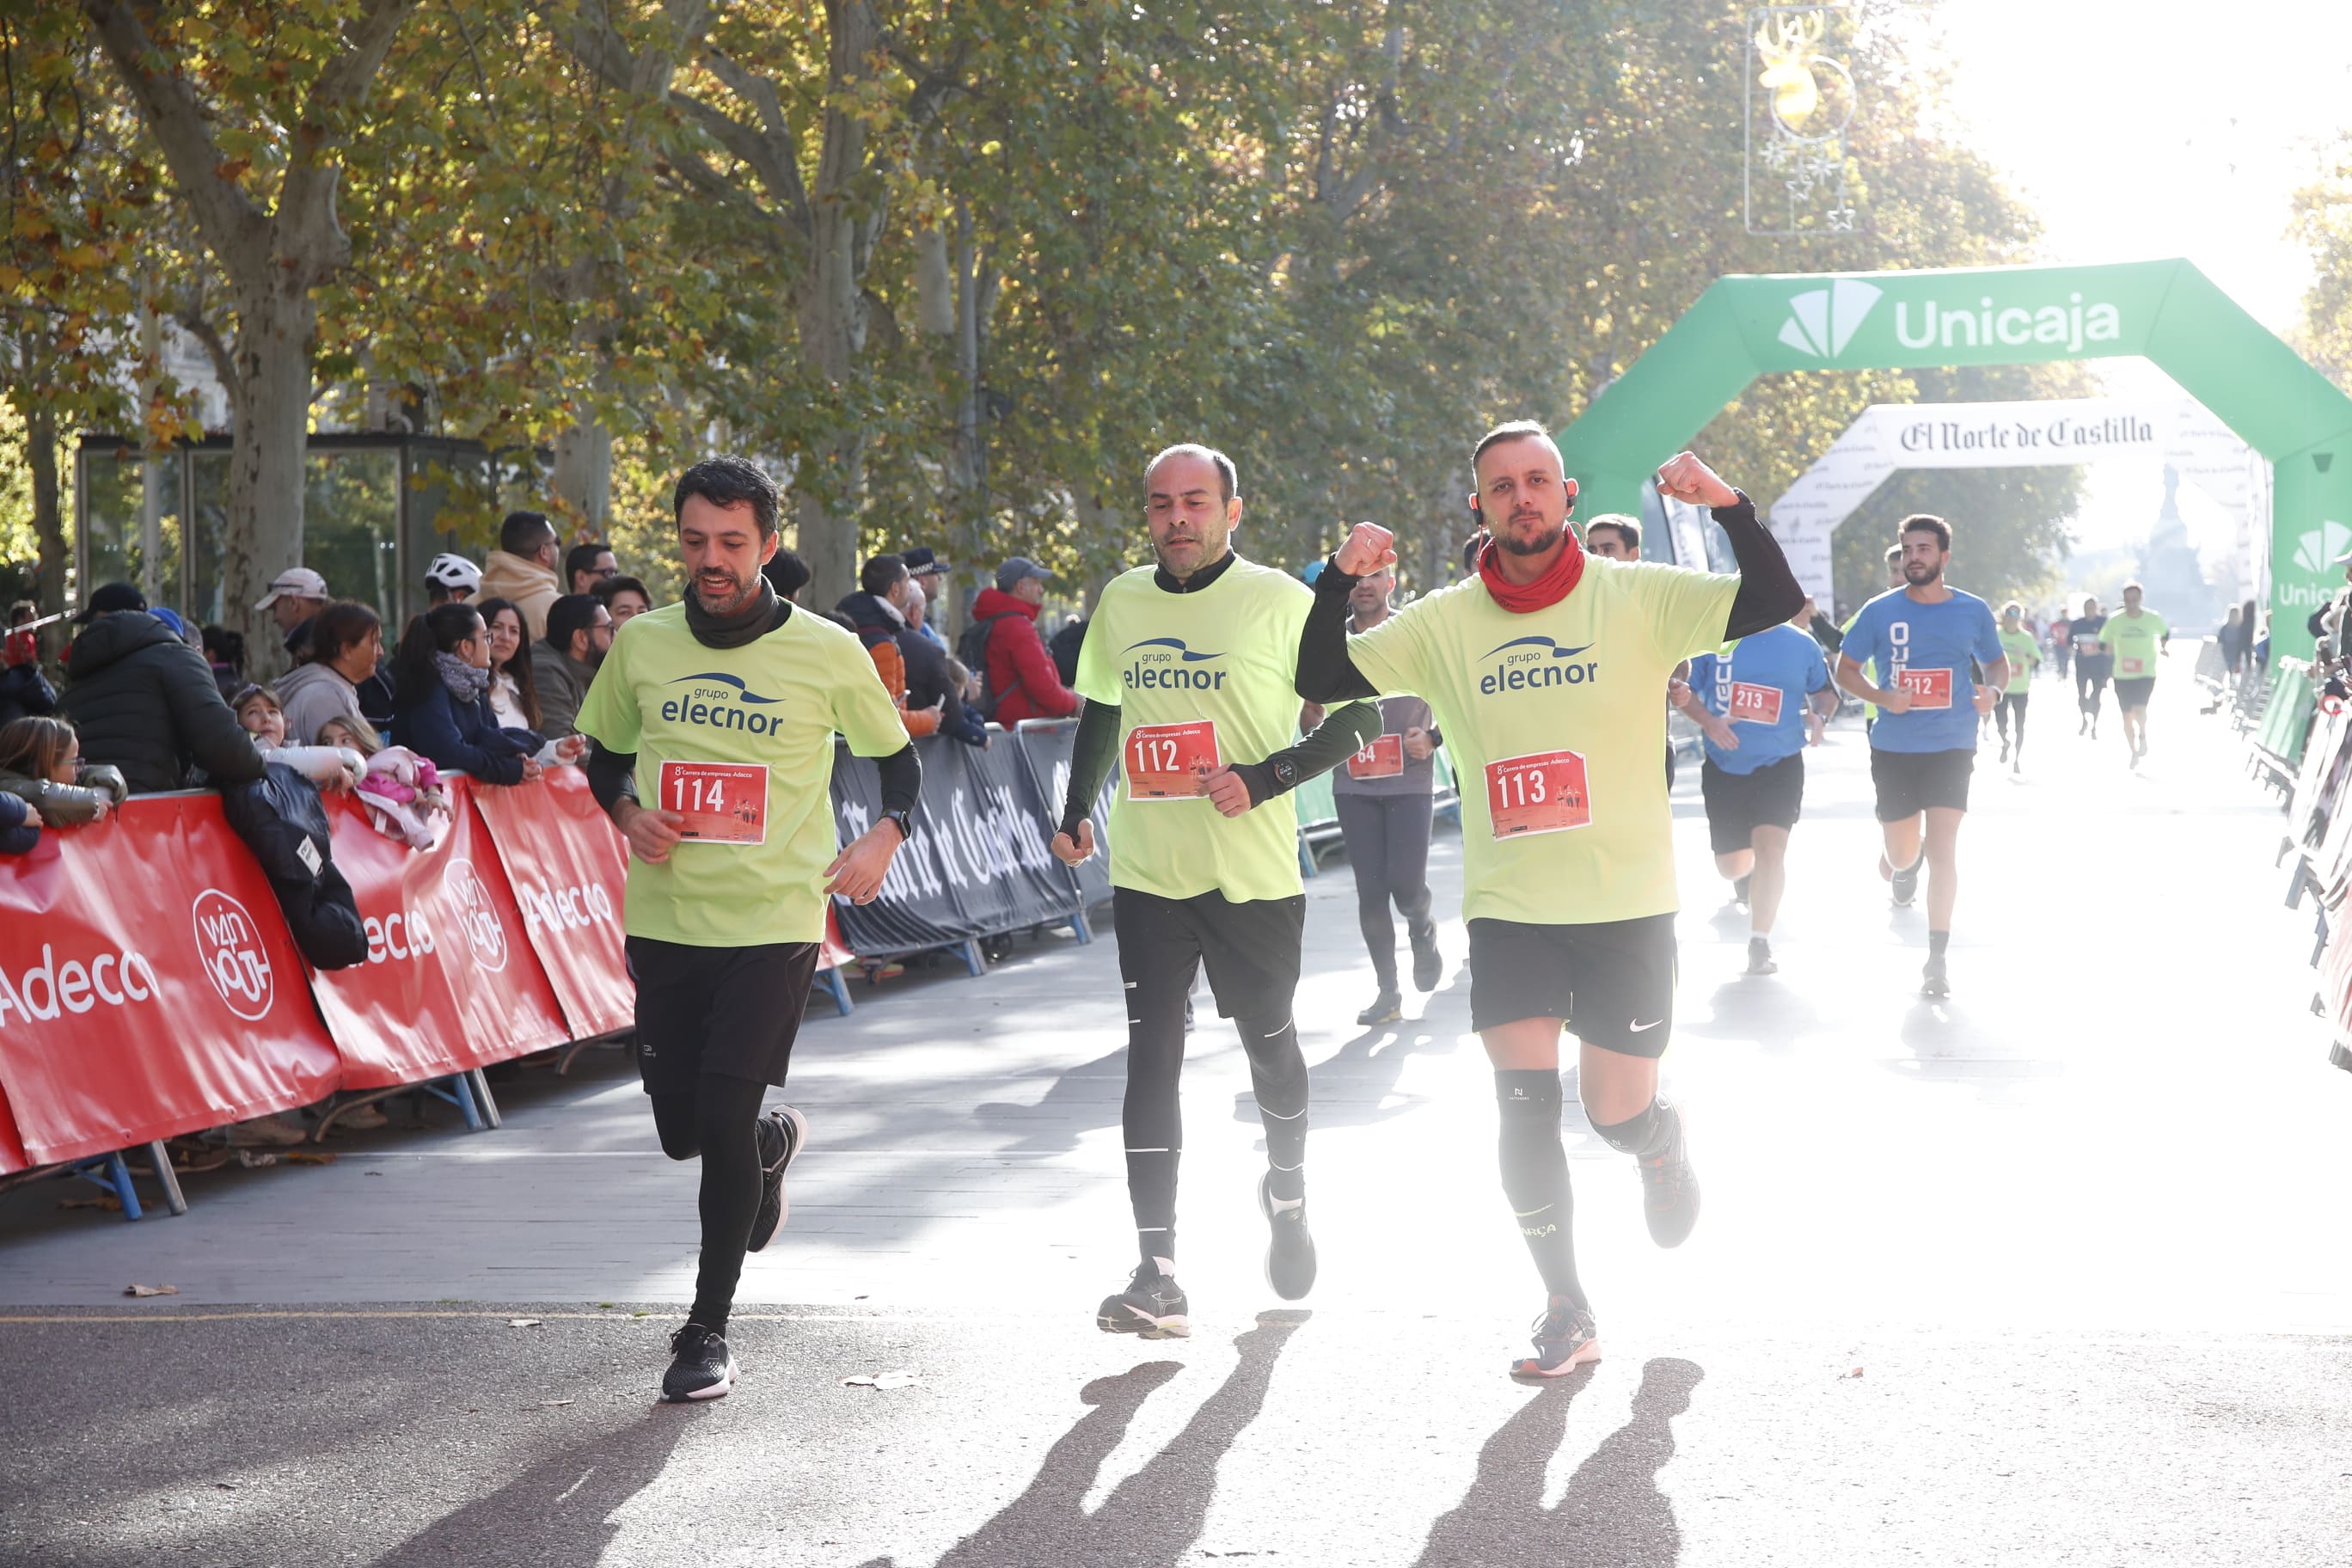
[1335,793,1436,991]
[1120,985,1309,1268]
[650,1072,770,1333]
[1496,1069,1585,1308]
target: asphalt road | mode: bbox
[4,660,2349,1566]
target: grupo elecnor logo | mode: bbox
[444,858,509,973]
[191,888,275,1022]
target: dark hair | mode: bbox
[474,596,542,729]
[392,602,486,708]
[566,542,613,584]
[0,714,76,780]
[8,599,33,627]
[675,456,779,538]
[1900,513,1951,551]
[824,610,859,635]
[1460,530,1487,573]
[1584,513,1641,551]
[1471,419,1558,479]
[500,510,556,556]
[860,554,908,597]
[597,574,650,608]
[306,600,383,669]
[545,593,605,659]
[201,623,246,673]
[762,548,810,600]
[1146,444,1240,503]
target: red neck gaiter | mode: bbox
[1478,526,1586,614]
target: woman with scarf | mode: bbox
[390,603,544,786]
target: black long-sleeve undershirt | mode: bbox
[1055,695,1382,833]
[1296,491,1804,702]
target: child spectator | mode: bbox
[232,684,364,793]
[0,715,126,824]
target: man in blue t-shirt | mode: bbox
[1673,607,1837,977]
[1835,514,2008,1000]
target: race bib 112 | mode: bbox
[1124,720,1220,800]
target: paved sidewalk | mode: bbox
[3,665,2348,1566]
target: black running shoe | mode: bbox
[1998,737,2009,763]
[1732,873,1752,908]
[661,1323,737,1402]
[747,1106,808,1253]
[1744,935,1778,976]
[1890,857,1920,908]
[1259,1172,1316,1302]
[1636,1104,1700,1248]
[1097,1264,1190,1338]
[1410,926,1442,992]
[1920,956,1950,1000]
[1357,989,1403,1026]
[1510,1295,1601,1379]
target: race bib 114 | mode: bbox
[1485,750,1592,840]
[658,760,769,844]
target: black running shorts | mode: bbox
[1870,747,1974,821]
[626,936,822,1094]
[1112,886,1305,1020]
[2113,677,2156,710]
[1466,913,1678,1057]
[1700,752,1805,854]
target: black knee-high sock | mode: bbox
[1240,1012,1309,1203]
[1122,1063,1183,1270]
[1590,1096,1679,1161]
[652,1072,769,1334]
[1495,1069,1584,1307]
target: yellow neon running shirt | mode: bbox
[1074,556,1326,903]
[1345,557,1738,924]
[573,602,910,946]
[2103,609,2169,678]
[1999,628,2040,693]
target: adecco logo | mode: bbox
[192,888,275,1022]
[364,907,438,966]
[444,858,509,973]
[1778,279,1882,358]
[511,876,616,937]
[0,944,158,1025]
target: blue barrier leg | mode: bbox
[416,1073,487,1132]
[959,939,987,977]
[820,965,854,1015]
[107,1152,144,1222]
[1068,910,1092,946]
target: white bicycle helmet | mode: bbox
[425,553,483,594]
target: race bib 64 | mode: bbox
[1345,733,1406,779]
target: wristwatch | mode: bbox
[883,809,914,842]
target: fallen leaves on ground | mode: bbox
[841,1369,921,1390]
[124,1283,179,1297]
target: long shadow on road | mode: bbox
[862,1311,1306,1568]
[1416,1357,1702,1568]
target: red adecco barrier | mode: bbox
[469,767,634,1041]
[0,794,345,1167]
[310,777,571,1088]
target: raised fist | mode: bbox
[1654,452,1739,511]
[1333,521,1397,579]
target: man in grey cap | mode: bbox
[965,555,1078,723]
[255,567,330,661]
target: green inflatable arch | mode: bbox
[1556,259,2352,650]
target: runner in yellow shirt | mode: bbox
[1050,443,1379,1338]
[1995,600,2042,772]
[1299,423,1804,1378]
[577,456,917,1403]
[2103,582,2171,766]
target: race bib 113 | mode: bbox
[1485,750,1592,839]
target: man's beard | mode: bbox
[695,569,759,616]
[1496,518,1565,557]
[1902,561,1940,586]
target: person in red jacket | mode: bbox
[971,557,1080,724]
